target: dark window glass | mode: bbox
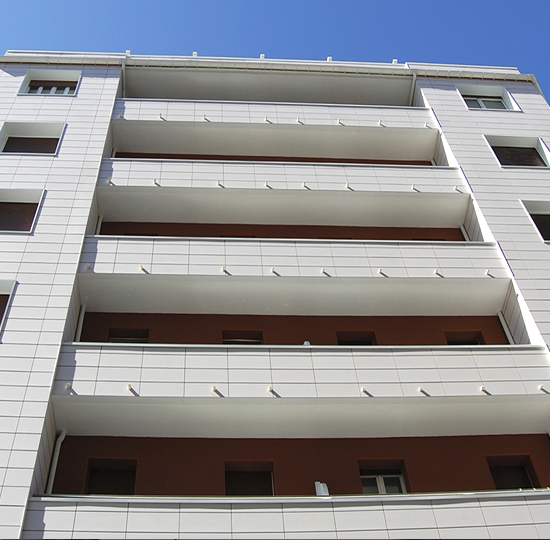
[222,330,263,345]
[3,137,59,154]
[492,146,546,167]
[337,331,377,346]
[225,471,273,496]
[0,294,9,322]
[383,476,404,494]
[108,328,149,343]
[0,202,38,231]
[483,99,506,110]
[490,465,533,490]
[361,476,379,494]
[445,330,486,346]
[86,459,137,495]
[529,214,550,241]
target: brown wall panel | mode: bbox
[100,222,465,241]
[115,152,433,166]
[80,314,509,345]
[52,434,550,496]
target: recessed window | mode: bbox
[485,135,549,167]
[225,461,274,496]
[108,328,149,343]
[492,146,546,167]
[487,456,539,490]
[0,189,43,233]
[463,96,507,110]
[457,83,520,112]
[86,458,137,495]
[222,330,263,345]
[28,80,77,95]
[19,69,81,96]
[528,213,550,241]
[0,122,64,156]
[360,470,406,495]
[445,330,486,346]
[0,202,38,231]
[337,331,377,346]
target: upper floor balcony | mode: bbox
[121,63,419,107]
[23,479,550,538]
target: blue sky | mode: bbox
[2,0,549,96]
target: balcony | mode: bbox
[23,489,550,539]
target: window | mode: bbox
[222,330,263,345]
[0,281,16,342]
[529,213,550,241]
[360,470,406,495]
[456,83,520,112]
[86,458,137,495]
[485,136,550,167]
[491,146,547,167]
[463,96,507,110]
[0,189,43,233]
[0,202,38,231]
[108,328,149,343]
[0,122,64,155]
[337,331,377,346]
[487,456,539,490]
[27,80,77,95]
[2,137,59,154]
[19,68,81,96]
[445,330,486,345]
[225,461,274,496]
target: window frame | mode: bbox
[360,472,407,495]
[462,96,507,110]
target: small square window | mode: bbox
[222,330,263,345]
[456,83,520,112]
[360,470,406,495]
[0,189,43,234]
[108,328,149,343]
[337,331,377,346]
[86,458,137,495]
[487,456,539,491]
[225,461,274,496]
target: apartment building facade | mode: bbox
[0,50,549,538]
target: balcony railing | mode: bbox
[23,489,550,539]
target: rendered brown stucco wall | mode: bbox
[52,434,550,496]
[99,222,464,241]
[80,314,509,345]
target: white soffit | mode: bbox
[52,394,550,439]
[111,121,439,162]
[77,274,511,316]
[97,187,470,228]
[124,68,414,106]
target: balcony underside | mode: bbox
[51,393,550,439]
